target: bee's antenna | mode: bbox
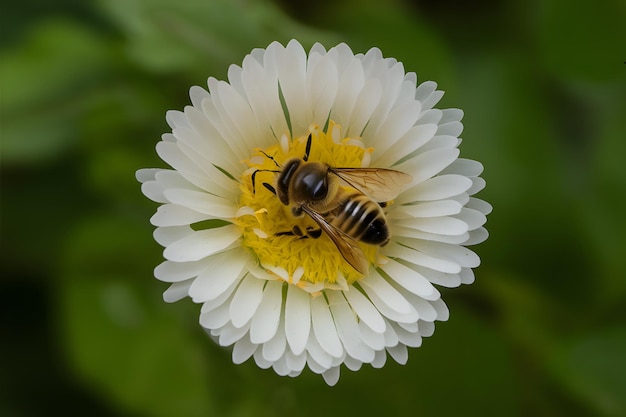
[303,133,312,162]
[251,169,279,194]
[259,150,281,168]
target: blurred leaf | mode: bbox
[1,19,112,165]
[455,49,597,303]
[98,0,339,77]
[580,85,626,302]
[59,215,214,417]
[535,0,626,82]
[551,327,626,417]
[319,0,455,92]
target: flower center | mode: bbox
[236,121,379,290]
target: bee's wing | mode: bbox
[330,168,413,202]
[300,205,369,275]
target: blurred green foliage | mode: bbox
[1,0,625,416]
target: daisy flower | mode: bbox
[137,40,490,385]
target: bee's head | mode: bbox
[293,162,328,201]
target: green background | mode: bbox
[2,0,625,416]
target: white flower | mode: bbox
[137,40,491,385]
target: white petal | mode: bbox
[307,52,338,124]
[343,287,386,334]
[456,207,488,231]
[163,225,240,262]
[398,175,473,204]
[153,225,193,247]
[285,285,311,356]
[150,204,209,226]
[232,336,257,364]
[189,85,210,109]
[253,349,272,369]
[156,141,218,193]
[344,356,363,371]
[219,321,250,347]
[199,295,232,330]
[250,280,283,344]
[437,120,464,137]
[358,321,386,350]
[326,291,375,364]
[467,197,493,215]
[346,79,382,137]
[386,240,462,274]
[440,108,464,124]
[392,322,422,348]
[391,226,469,244]
[136,168,161,183]
[285,350,307,374]
[415,320,434,338]
[188,249,249,302]
[380,318,398,348]
[240,53,289,140]
[398,216,469,236]
[162,280,193,303]
[310,295,343,358]
[275,40,310,134]
[372,123,437,167]
[154,259,209,283]
[386,344,409,365]
[465,227,489,245]
[370,101,422,158]
[432,298,450,321]
[378,258,438,299]
[322,367,340,386]
[329,58,365,128]
[415,81,437,103]
[442,158,484,177]
[400,291,438,322]
[371,350,387,369]
[305,333,334,370]
[389,200,463,219]
[141,180,168,204]
[395,148,460,186]
[230,275,265,328]
[411,240,481,269]
[262,319,287,362]
[359,270,414,315]
[163,189,237,219]
[468,176,486,195]
[306,355,328,375]
[272,356,291,376]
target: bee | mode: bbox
[253,134,412,275]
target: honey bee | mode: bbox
[253,134,412,274]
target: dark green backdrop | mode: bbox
[2,0,625,416]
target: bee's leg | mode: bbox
[305,226,322,239]
[275,225,308,239]
[378,201,388,208]
[262,182,277,195]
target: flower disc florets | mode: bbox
[237,122,379,290]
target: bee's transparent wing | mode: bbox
[300,205,369,275]
[331,168,412,202]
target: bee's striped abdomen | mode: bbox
[331,191,389,245]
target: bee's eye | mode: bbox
[300,171,327,200]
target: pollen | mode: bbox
[236,121,379,287]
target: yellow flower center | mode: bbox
[236,121,379,289]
